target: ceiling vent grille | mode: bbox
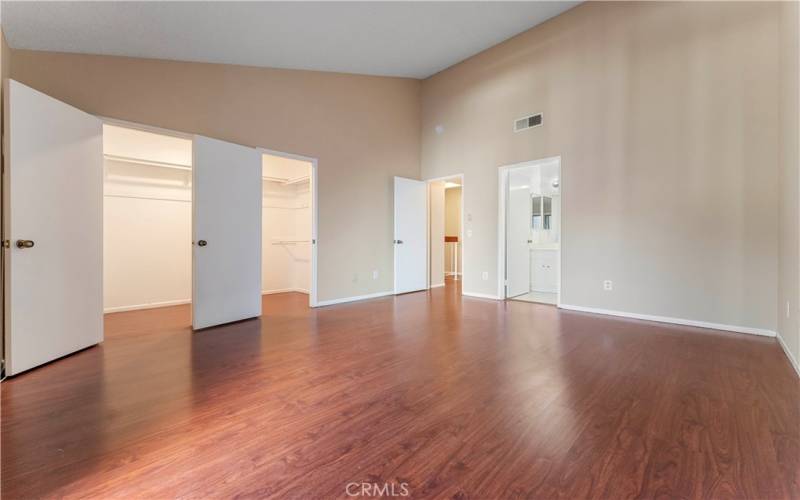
[514,113,543,132]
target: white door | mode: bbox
[4,80,103,375]
[506,185,531,298]
[394,176,427,294]
[192,136,261,329]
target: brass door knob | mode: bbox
[16,239,34,249]
[197,240,207,247]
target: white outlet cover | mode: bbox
[482,271,489,280]
[373,270,379,280]
[467,229,473,237]
[603,280,613,290]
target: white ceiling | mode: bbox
[1,1,579,79]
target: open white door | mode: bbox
[4,80,103,376]
[393,176,427,294]
[192,136,261,329]
[506,185,531,298]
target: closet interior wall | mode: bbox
[262,155,311,295]
[103,125,193,313]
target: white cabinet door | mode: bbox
[506,187,531,298]
[531,249,558,293]
[394,176,427,294]
[192,136,261,329]
[4,80,103,375]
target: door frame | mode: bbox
[497,156,562,306]
[425,173,465,293]
[258,147,319,308]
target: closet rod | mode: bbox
[104,193,190,203]
[104,154,192,171]
[272,240,311,245]
[262,175,310,185]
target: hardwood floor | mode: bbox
[2,283,798,499]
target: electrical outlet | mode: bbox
[603,280,613,291]
[482,271,489,281]
[467,229,473,238]
[372,270,379,280]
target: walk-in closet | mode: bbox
[103,124,193,313]
[261,153,312,296]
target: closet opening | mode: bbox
[498,157,561,305]
[428,174,464,293]
[261,152,314,307]
[103,123,194,317]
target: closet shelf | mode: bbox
[262,204,309,209]
[104,154,192,171]
[262,175,310,186]
[272,239,311,245]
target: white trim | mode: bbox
[497,156,562,306]
[430,283,445,288]
[262,288,309,295]
[559,303,777,338]
[99,116,194,140]
[257,147,319,308]
[777,333,800,378]
[425,173,465,296]
[316,291,393,307]
[462,291,500,300]
[257,147,316,164]
[104,299,191,314]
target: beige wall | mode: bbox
[8,50,421,302]
[779,0,800,370]
[421,1,780,331]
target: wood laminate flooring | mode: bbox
[2,282,798,498]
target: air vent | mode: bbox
[514,113,543,132]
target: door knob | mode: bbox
[16,239,34,249]
[197,240,207,247]
[396,240,403,244]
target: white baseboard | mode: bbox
[558,304,776,338]
[777,333,800,378]
[315,290,393,307]
[430,283,445,288]
[462,291,500,300]
[104,299,191,314]
[262,288,309,295]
